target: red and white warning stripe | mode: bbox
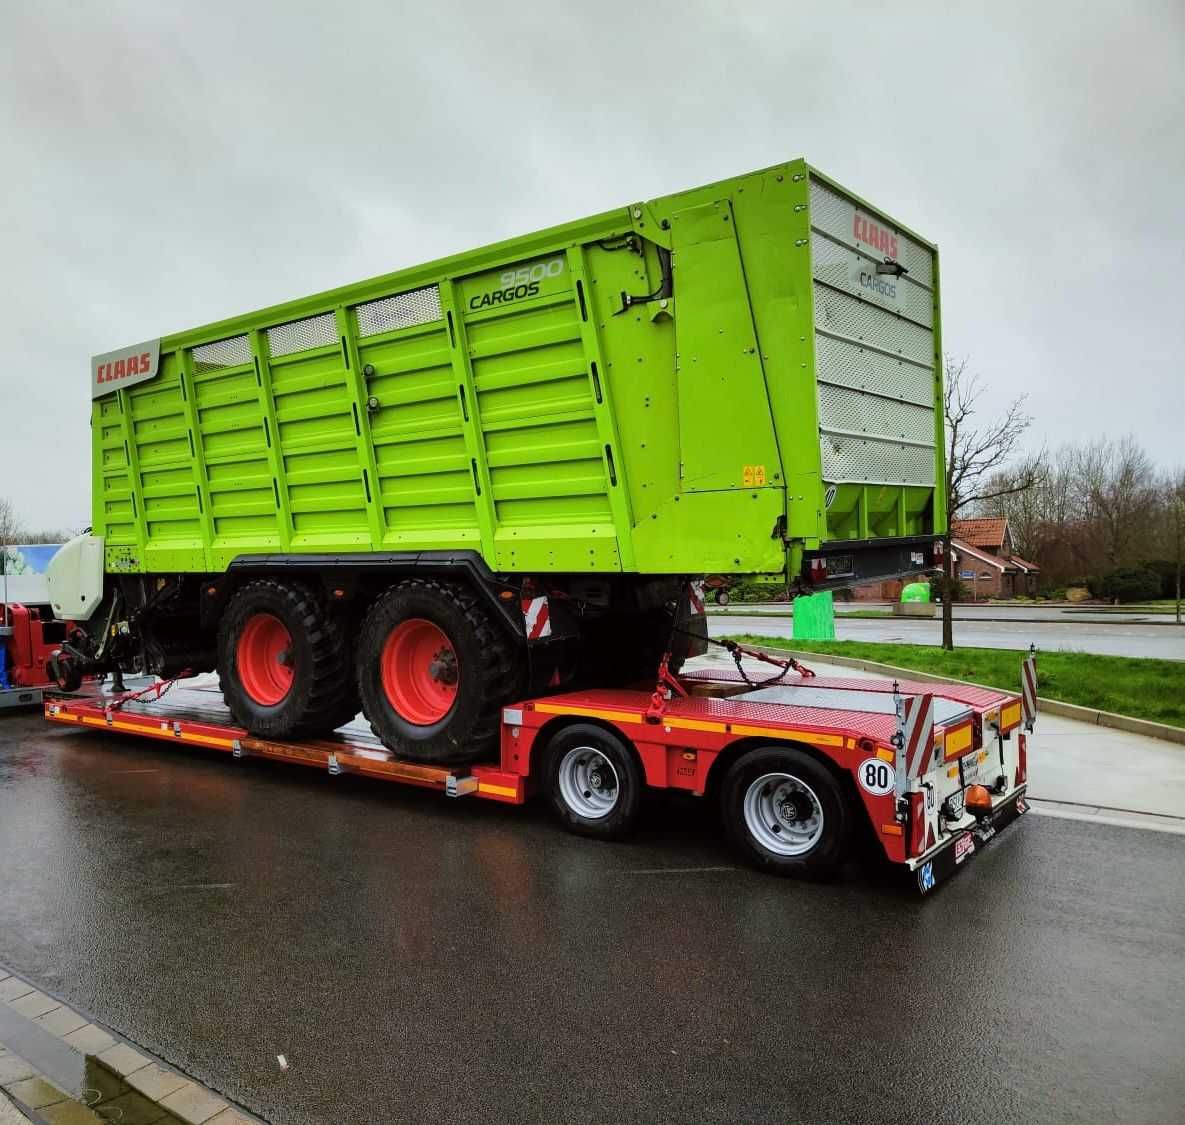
[687,580,705,616]
[897,692,936,780]
[1021,654,1037,730]
[521,594,552,640]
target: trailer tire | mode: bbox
[48,652,83,693]
[544,723,643,840]
[217,579,354,739]
[356,578,521,764]
[721,745,852,880]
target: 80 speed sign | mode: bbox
[857,756,895,796]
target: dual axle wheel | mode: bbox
[542,726,851,879]
[217,577,516,764]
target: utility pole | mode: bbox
[1175,492,1182,627]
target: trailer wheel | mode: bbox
[48,652,83,693]
[218,580,354,739]
[721,746,852,880]
[356,578,520,764]
[544,723,643,840]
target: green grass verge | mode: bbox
[722,637,1185,730]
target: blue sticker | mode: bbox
[918,861,935,893]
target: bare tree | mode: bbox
[0,496,21,561]
[1079,436,1159,569]
[0,496,22,614]
[941,357,1039,649]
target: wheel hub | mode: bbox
[777,792,813,824]
[558,747,620,820]
[428,647,459,685]
[380,618,460,726]
[236,613,296,707]
[744,772,825,857]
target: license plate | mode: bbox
[961,751,994,788]
[954,833,976,864]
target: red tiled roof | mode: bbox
[1008,555,1040,572]
[951,517,1009,548]
[950,540,1009,571]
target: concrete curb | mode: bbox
[0,963,260,1124]
[737,645,1185,748]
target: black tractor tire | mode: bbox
[543,723,644,841]
[721,745,853,881]
[356,578,521,764]
[217,579,354,740]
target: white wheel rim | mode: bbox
[743,772,825,856]
[557,746,620,820]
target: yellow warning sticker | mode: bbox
[742,465,767,486]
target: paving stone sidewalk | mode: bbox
[0,966,259,1125]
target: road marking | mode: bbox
[622,866,736,875]
[1028,799,1185,836]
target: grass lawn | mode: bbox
[722,636,1185,729]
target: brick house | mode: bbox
[851,517,1039,601]
[949,518,1040,599]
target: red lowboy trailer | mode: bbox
[43,646,1037,894]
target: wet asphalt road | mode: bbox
[2,713,1184,1124]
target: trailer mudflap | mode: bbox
[911,787,1029,895]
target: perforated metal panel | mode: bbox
[810,174,938,490]
[815,335,933,407]
[192,335,251,373]
[266,312,338,358]
[818,383,934,444]
[809,178,933,288]
[811,233,933,327]
[813,284,931,365]
[355,286,442,337]
[820,434,936,486]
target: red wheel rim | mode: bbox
[380,618,459,725]
[236,613,295,706]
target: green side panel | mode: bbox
[670,198,781,494]
[459,252,621,571]
[357,313,478,552]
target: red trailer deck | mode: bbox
[44,653,1037,894]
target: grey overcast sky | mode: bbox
[1,0,1182,530]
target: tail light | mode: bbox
[931,539,944,565]
[807,557,828,584]
[1016,733,1028,786]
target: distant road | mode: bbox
[718,602,1182,625]
[710,611,1185,660]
